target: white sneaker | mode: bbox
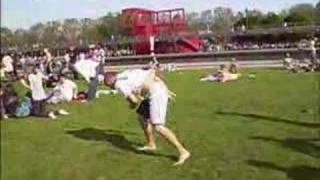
[48,112,57,119]
[59,109,70,115]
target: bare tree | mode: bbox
[212,7,236,42]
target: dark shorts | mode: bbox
[136,99,150,119]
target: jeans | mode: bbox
[32,100,48,117]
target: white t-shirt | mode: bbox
[2,55,14,72]
[98,49,105,62]
[74,58,99,82]
[20,57,26,65]
[115,69,151,97]
[64,54,70,63]
[55,79,77,101]
[310,40,316,53]
[28,72,47,101]
[284,57,293,64]
[45,52,52,62]
[310,40,315,48]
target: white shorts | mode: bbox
[149,82,169,125]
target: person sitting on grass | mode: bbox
[220,69,242,83]
[47,74,78,104]
[200,64,228,82]
[0,84,32,119]
[229,58,239,74]
[283,53,314,73]
[20,65,70,119]
[283,53,297,71]
[221,59,242,82]
[200,64,241,83]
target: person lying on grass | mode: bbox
[104,68,190,166]
[200,64,241,83]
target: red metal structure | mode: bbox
[121,8,201,54]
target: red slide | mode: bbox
[177,37,201,52]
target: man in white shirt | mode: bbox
[58,75,78,101]
[19,55,26,66]
[1,54,14,79]
[74,55,99,83]
[74,53,104,100]
[48,75,78,103]
[28,68,48,102]
[97,44,106,63]
[310,39,318,69]
[21,66,69,119]
[104,68,190,166]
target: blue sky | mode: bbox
[2,0,317,30]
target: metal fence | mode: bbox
[104,48,319,66]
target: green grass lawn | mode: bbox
[1,69,320,180]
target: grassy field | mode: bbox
[1,69,320,180]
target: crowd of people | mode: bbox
[203,42,300,52]
[1,38,319,119]
[0,44,106,80]
[1,54,192,165]
[0,42,162,120]
[282,39,320,72]
[202,38,320,52]
[0,44,108,120]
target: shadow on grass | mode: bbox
[247,160,320,180]
[251,136,320,159]
[216,111,320,129]
[66,128,176,161]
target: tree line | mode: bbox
[1,1,319,51]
